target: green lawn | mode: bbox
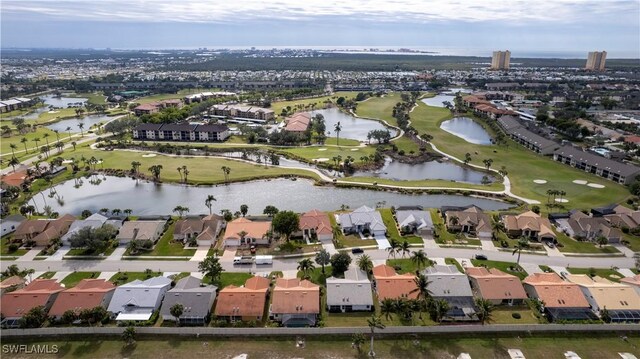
[202,272,253,289]
[110,271,162,284]
[38,272,56,279]
[328,212,377,248]
[3,335,638,359]
[430,209,481,246]
[379,208,423,244]
[297,266,333,286]
[359,96,631,209]
[68,92,108,105]
[128,220,196,257]
[471,259,528,280]
[566,267,625,282]
[491,306,539,324]
[270,91,359,118]
[387,258,433,274]
[0,236,28,256]
[555,229,620,254]
[392,136,422,154]
[340,175,503,191]
[445,258,464,273]
[279,143,375,165]
[60,271,100,287]
[322,137,361,146]
[355,92,401,123]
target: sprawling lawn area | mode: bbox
[554,229,620,254]
[358,96,632,209]
[270,91,359,118]
[68,92,108,105]
[379,208,423,245]
[471,259,528,280]
[355,92,401,123]
[566,267,625,282]
[340,175,504,191]
[109,271,162,284]
[4,335,638,359]
[279,143,375,165]
[69,147,323,185]
[60,271,100,287]
[391,135,422,153]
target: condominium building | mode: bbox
[491,50,511,70]
[585,51,607,71]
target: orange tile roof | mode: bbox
[214,276,270,317]
[523,273,589,308]
[299,209,332,236]
[223,218,271,243]
[0,279,64,318]
[284,113,311,132]
[372,265,418,300]
[271,278,320,314]
[48,279,116,317]
[466,267,527,301]
[621,275,640,287]
[0,170,28,187]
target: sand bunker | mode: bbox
[587,183,605,188]
[350,148,359,151]
[572,180,588,185]
[533,179,547,184]
[314,158,329,162]
[318,148,327,151]
[555,198,569,203]
[62,160,73,164]
[141,154,157,158]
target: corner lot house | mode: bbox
[337,205,386,237]
[466,267,528,305]
[0,214,26,237]
[223,218,271,247]
[116,220,166,244]
[502,211,556,242]
[174,214,224,246]
[298,209,333,242]
[270,278,320,327]
[61,213,109,246]
[395,208,434,236]
[442,205,492,240]
[0,276,26,295]
[48,279,116,319]
[107,276,172,322]
[0,279,65,328]
[372,264,417,300]
[326,268,373,312]
[160,276,217,325]
[522,273,596,322]
[565,275,640,323]
[424,265,477,321]
[214,276,270,321]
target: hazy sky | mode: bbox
[2,0,639,57]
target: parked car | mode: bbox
[546,242,555,248]
[474,254,488,260]
[233,256,253,265]
[351,248,364,254]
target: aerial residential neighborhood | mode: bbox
[1,1,639,358]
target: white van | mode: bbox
[233,256,253,265]
[255,255,273,265]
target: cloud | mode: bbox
[2,0,638,24]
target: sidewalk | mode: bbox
[613,244,636,258]
[46,246,70,261]
[16,248,41,262]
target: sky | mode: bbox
[2,0,639,58]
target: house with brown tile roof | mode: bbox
[565,275,640,323]
[214,276,270,321]
[297,209,332,242]
[30,214,76,247]
[466,267,527,305]
[116,220,166,244]
[372,264,418,301]
[13,219,50,242]
[174,214,224,246]
[223,217,271,247]
[502,211,556,242]
[567,210,623,243]
[48,279,116,319]
[269,278,320,327]
[604,210,640,230]
[522,273,596,321]
[621,275,640,296]
[443,205,492,240]
[283,112,312,133]
[0,275,26,295]
[0,279,65,328]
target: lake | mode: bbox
[440,117,493,145]
[33,176,512,215]
[46,114,115,132]
[354,157,495,184]
[421,94,455,108]
[310,108,397,141]
[41,94,88,108]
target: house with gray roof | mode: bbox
[116,220,166,244]
[497,116,559,155]
[395,209,433,236]
[107,276,172,321]
[326,268,373,313]
[160,276,217,325]
[423,265,477,321]
[336,206,386,237]
[61,213,109,246]
[1,214,26,237]
[553,145,640,184]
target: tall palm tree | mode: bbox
[412,274,432,319]
[205,195,216,215]
[176,167,183,182]
[78,122,85,138]
[334,121,342,146]
[357,254,374,274]
[475,298,494,325]
[410,250,429,271]
[9,143,17,157]
[221,166,231,184]
[53,129,60,143]
[387,238,400,258]
[66,126,72,139]
[182,165,189,183]
[399,240,411,258]
[8,157,20,172]
[32,137,40,149]
[43,133,50,148]
[367,315,385,358]
[131,161,141,175]
[297,258,315,279]
[20,137,28,154]
[512,237,529,265]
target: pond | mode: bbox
[354,157,495,184]
[46,114,115,132]
[310,108,397,141]
[421,94,455,108]
[41,94,88,109]
[33,176,512,216]
[208,151,315,170]
[440,117,493,145]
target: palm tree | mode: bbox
[182,165,189,183]
[32,137,40,149]
[449,215,459,227]
[65,126,72,139]
[122,326,136,346]
[475,298,494,325]
[8,157,20,172]
[43,133,50,148]
[399,240,411,258]
[357,254,374,274]
[131,161,141,175]
[111,208,122,216]
[71,141,77,151]
[297,258,315,279]
[315,249,331,275]
[148,164,163,181]
[367,315,385,357]
[176,167,183,182]
[78,122,85,137]
[53,129,60,143]
[410,250,429,271]
[482,158,493,170]
[20,137,28,153]
[379,298,395,321]
[334,121,342,146]
[221,166,231,184]
[512,237,529,265]
[351,333,366,354]
[387,238,400,258]
[170,303,184,326]
[464,153,472,165]
[412,274,432,319]
[173,205,189,217]
[55,142,64,153]
[123,209,133,217]
[9,143,17,157]
[205,195,216,215]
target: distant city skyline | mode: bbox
[1,0,639,58]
